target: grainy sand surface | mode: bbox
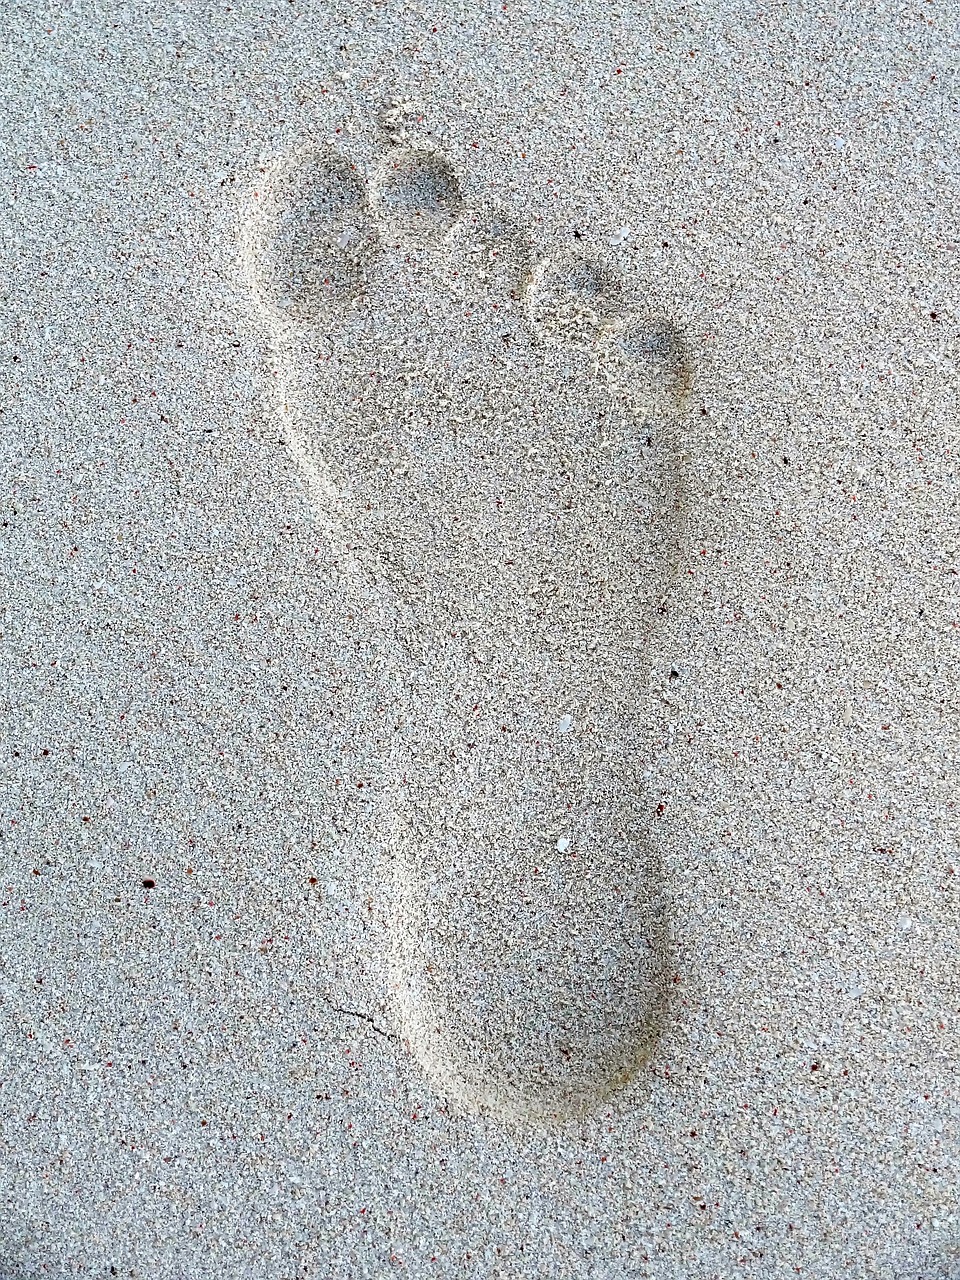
[1,3,958,1277]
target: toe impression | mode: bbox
[370,148,465,247]
[242,146,378,327]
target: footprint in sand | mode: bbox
[240,142,692,1123]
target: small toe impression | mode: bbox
[243,147,376,326]
[598,313,691,420]
[447,205,532,301]
[370,148,464,245]
[525,253,624,346]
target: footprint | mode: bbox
[241,145,691,1123]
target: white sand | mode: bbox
[1,2,958,1276]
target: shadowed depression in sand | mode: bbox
[240,141,693,1122]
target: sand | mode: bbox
[1,1,958,1276]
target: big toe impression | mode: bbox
[392,804,668,1122]
[243,146,377,325]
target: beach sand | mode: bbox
[1,2,958,1276]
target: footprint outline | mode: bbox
[240,140,693,1124]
